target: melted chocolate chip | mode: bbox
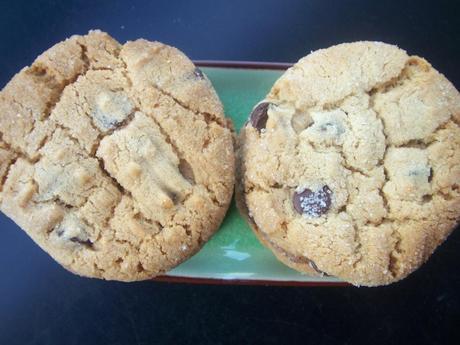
[293,185,332,217]
[193,67,205,79]
[249,102,271,131]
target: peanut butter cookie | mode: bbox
[0,30,235,281]
[238,42,460,286]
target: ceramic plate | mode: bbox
[158,62,345,286]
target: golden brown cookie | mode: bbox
[238,41,460,286]
[0,30,235,281]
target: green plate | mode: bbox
[164,64,342,285]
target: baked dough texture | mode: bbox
[239,41,460,286]
[0,30,235,281]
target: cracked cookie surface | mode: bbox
[238,41,460,286]
[0,30,235,281]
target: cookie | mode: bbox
[0,30,235,281]
[238,41,460,286]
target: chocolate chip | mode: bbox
[428,167,433,182]
[193,67,205,79]
[70,237,93,248]
[293,185,332,218]
[249,102,271,131]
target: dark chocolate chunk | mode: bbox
[249,102,271,131]
[193,67,205,79]
[293,185,332,217]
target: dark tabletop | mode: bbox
[1,1,459,344]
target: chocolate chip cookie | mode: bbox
[238,42,460,286]
[0,30,235,281]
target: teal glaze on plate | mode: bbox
[167,67,340,283]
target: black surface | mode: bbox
[0,1,459,344]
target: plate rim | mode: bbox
[153,275,349,286]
